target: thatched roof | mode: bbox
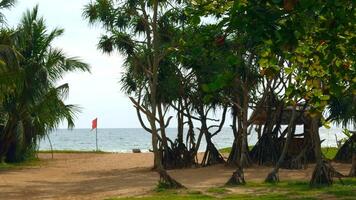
[252,105,307,125]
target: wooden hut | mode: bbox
[250,104,316,168]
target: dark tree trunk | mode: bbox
[227,107,241,166]
[240,90,251,168]
[201,129,225,166]
[158,169,185,189]
[265,106,297,183]
[0,117,17,162]
[225,166,246,186]
[309,115,337,187]
[349,152,356,177]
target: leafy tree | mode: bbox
[258,0,355,186]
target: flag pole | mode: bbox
[95,128,98,151]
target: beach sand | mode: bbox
[0,153,351,200]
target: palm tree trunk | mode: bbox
[227,108,240,166]
[265,106,296,183]
[349,151,356,177]
[149,0,183,188]
[240,90,251,167]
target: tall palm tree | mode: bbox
[0,6,89,162]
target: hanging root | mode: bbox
[250,134,280,166]
[240,152,252,168]
[265,170,279,183]
[201,143,225,167]
[310,160,344,187]
[226,142,239,167]
[158,170,185,189]
[348,153,356,177]
[162,143,197,169]
[289,158,305,169]
[225,167,246,186]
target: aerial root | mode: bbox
[158,169,185,189]
[225,167,246,186]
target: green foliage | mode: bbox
[321,147,338,160]
[0,0,15,24]
[0,6,89,163]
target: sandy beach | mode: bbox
[0,153,351,200]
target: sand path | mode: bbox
[0,153,351,200]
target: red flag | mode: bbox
[92,118,97,130]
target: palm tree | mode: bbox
[0,0,16,25]
[0,6,89,162]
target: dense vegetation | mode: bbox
[0,0,354,194]
[84,0,355,188]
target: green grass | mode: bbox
[219,147,232,154]
[106,190,214,200]
[206,187,228,194]
[107,178,356,200]
[37,150,106,154]
[219,146,254,154]
[219,147,339,160]
[0,157,42,171]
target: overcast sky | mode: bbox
[4,0,232,130]
[4,0,142,128]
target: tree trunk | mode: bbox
[0,117,17,161]
[265,106,296,183]
[201,121,225,166]
[349,152,356,177]
[309,115,334,187]
[227,107,241,166]
[149,0,183,188]
[158,169,185,189]
[225,166,246,186]
[240,90,251,168]
[257,125,262,139]
[177,99,184,146]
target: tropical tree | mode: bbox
[258,0,355,186]
[84,0,186,188]
[0,6,89,162]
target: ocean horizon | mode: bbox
[39,127,347,153]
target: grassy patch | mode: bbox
[219,147,232,154]
[108,178,356,200]
[206,187,228,194]
[219,146,253,154]
[106,190,214,200]
[219,146,339,160]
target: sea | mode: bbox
[39,127,348,153]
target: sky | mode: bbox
[3,0,141,128]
